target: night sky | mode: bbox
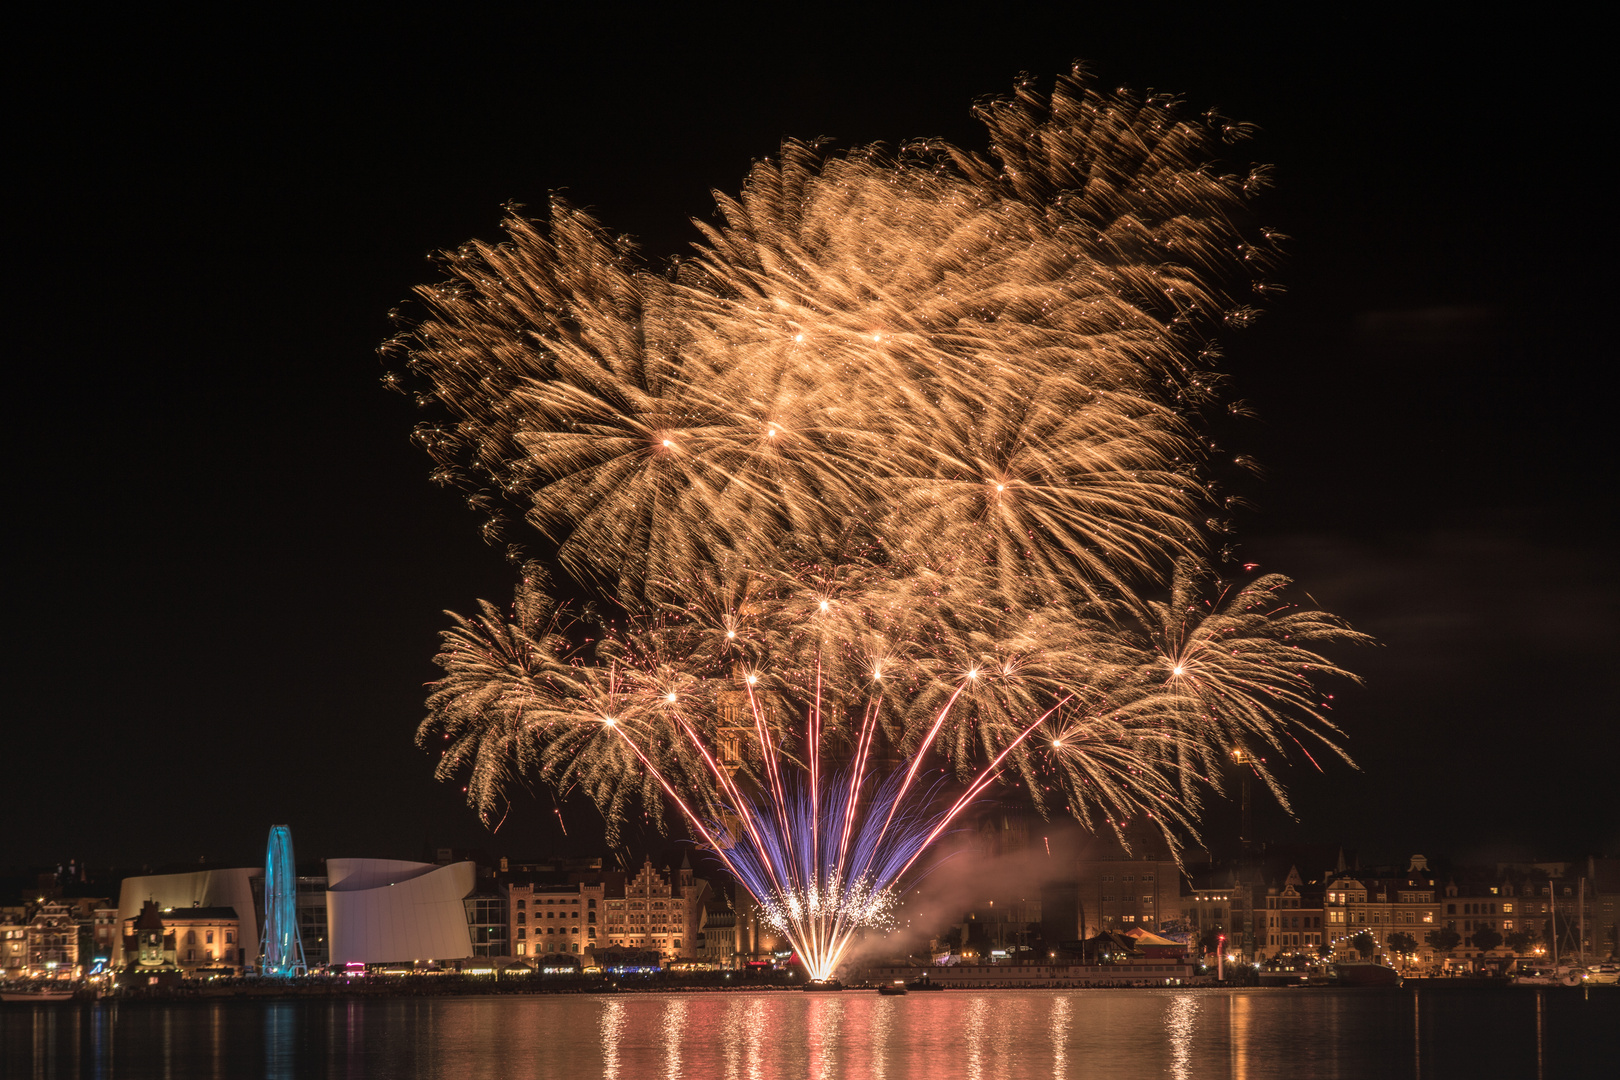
[10,5,1613,875]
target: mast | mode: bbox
[1578,877,1586,965]
[1549,880,1558,967]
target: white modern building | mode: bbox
[325,858,476,966]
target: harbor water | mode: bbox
[5,986,1613,1079]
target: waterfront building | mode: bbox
[325,858,476,967]
[296,870,331,969]
[508,878,602,960]
[1258,867,1326,959]
[1074,828,1184,939]
[24,900,79,976]
[122,900,181,985]
[1324,857,1440,966]
[465,884,511,958]
[695,890,737,966]
[122,902,243,973]
[115,866,261,966]
[1483,858,1619,961]
[721,885,791,964]
[91,905,121,969]
[1,917,26,975]
[960,896,1043,959]
[602,857,706,962]
[1183,886,1240,956]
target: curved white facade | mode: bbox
[326,859,475,965]
[117,867,260,958]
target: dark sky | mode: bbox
[9,5,1613,874]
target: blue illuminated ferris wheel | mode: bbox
[260,824,308,976]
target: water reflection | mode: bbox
[805,995,844,1079]
[598,997,626,1080]
[1534,991,1544,1080]
[1228,988,1252,1080]
[1165,993,1198,1080]
[717,991,770,1079]
[266,1002,296,1080]
[89,1003,111,1080]
[6,987,1613,1079]
[866,996,893,1080]
[1412,990,1421,1080]
[1048,995,1071,1079]
[963,995,989,1079]
[661,997,687,1080]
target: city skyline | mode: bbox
[8,7,1614,872]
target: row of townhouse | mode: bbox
[1243,854,1618,969]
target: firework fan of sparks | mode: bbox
[393,66,1370,978]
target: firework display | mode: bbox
[388,67,1367,979]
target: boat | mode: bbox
[877,981,908,995]
[905,975,946,991]
[1,988,75,1003]
[1511,962,1559,986]
[1587,963,1619,986]
[802,979,845,992]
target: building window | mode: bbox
[206,931,214,944]
[225,932,233,944]
[517,944,526,955]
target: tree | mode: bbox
[1504,928,1538,955]
[1386,932,1418,956]
[1427,928,1461,954]
[1350,931,1377,959]
[1471,926,1503,953]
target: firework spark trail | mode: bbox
[401,66,1372,977]
[599,666,1041,981]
